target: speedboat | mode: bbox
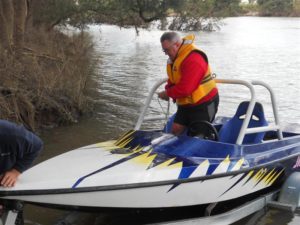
[1,78,300,211]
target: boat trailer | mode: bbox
[152,171,300,225]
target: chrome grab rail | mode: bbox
[134,78,167,130]
[251,80,283,141]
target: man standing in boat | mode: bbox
[0,120,43,187]
[158,32,219,136]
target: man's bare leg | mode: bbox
[171,123,186,136]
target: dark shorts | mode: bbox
[174,94,219,127]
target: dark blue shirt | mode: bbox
[0,120,43,174]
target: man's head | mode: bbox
[160,32,182,61]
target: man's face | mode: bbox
[161,40,180,61]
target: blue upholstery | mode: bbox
[219,101,268,144]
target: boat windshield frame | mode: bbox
[134,78,283,145]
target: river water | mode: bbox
[24,17,300,224]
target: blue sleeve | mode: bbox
[14,128,43,172]
[0,120,43,173]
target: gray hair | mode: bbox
[160,32,181,43]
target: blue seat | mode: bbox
[219,101,268,144]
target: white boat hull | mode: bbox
[0,133,287,208]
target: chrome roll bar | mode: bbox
[134,78,167,131]
[134,78,283,145]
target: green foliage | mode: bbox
[213,0,242,17]
[168,0,215,31]
[76,0,171,28]
[257,0,293,16]
[28,0,242,31]
[240,2,259,15]
[167,0,241,31]
[30,0,78,29]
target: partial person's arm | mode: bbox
[0,120,43,187]
[13,130,43,173]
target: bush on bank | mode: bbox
[0,28,95,131]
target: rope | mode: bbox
[157,96,170,124]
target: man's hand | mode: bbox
[158,91,169,101]
[0,169,21,187]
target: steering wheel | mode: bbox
[188,120,219,141]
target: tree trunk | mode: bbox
[0,0,14,51]
[294,0,300,13]
[2,0,14,42]
[13,0,27,50]
[25,0,34,30]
